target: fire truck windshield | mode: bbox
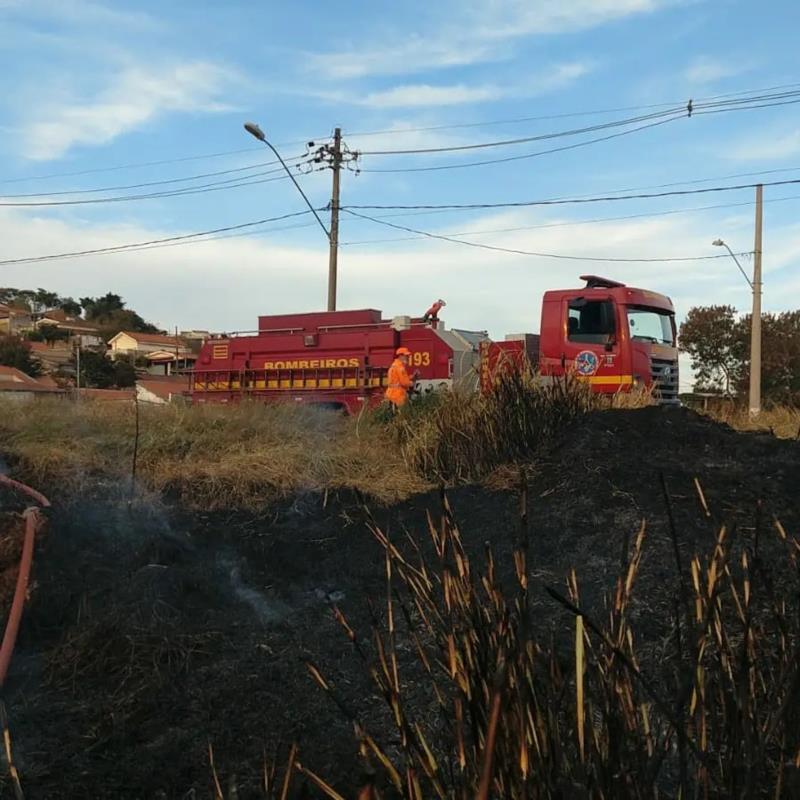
[626,306,675,345]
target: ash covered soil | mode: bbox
[1,406,799,798]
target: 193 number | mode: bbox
[410,352,431,367]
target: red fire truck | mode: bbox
[190,275,678,412]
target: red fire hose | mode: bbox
[0,474,50,687]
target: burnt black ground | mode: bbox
[1,407,799,798]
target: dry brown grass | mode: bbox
[396,370,652,484]
[0,398,427,509]
[0,379,656,510]
[699,402,800,439]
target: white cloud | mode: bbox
[361,84,497,109]
[723,128,800,161]
[0,0,158,30]
[478,0,672,38]
[20,62,239,161]
[306,0,673,79]
[347,63,590,108]
[305,36,499,81]
[684,55,747,84]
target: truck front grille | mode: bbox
[651,356,679,404]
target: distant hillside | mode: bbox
[0,288,162,339]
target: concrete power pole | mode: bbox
[749,184,763,417]
[327,127,342,312]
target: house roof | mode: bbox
[109,331,189,347]
[0,366,63,393]
[145,350,198,362]
[38,310,100,332]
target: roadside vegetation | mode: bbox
[0,379,793,510]
[700,401,800,439]
[0,374,639,508]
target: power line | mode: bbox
[342,209,750,264]
[0,137,325,186]
[345,81,800,138]
[360,115,685,173]
[6,190,799,266]
[4,79,798,189]
[0,163,327,208]
[359,106,685,156]
[343,177,800,211]
[0,154,310,199]
[339,194,800,246]
[0,210,319,265]
[357,89,800,156]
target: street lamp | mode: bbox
[244,122,339,311]
[712,237,762,416]
[243,122,329,240]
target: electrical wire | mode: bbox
[0,137,324,186]
[342,209,750,263]
[360,115,685,173]
[357,89,800,156]
[6,188,798,266]
[345,80,800,137]
[0,210,320,265]
[4,79,798,188]
[0,162,327,207]
[339,194,800,246]
[0,154,310,199]
[359,106,686,155]
[343,177,800,211]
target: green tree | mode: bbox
[76,351,137,389]
[739,311,800,405]
[80,293,126,320]
[79,293,160,339]
[679,305,745,395]
[25,326,71,343]
[59,297,82,316]
[0,335,41,376]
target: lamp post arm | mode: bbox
[259,137,330,240]
[722,242,753,289]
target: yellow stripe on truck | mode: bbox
[585,374,634,385]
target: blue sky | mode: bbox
[1,0,799,387]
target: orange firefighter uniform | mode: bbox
[385,347,415,408]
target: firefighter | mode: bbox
[423,299,446,323]
[385,346,416,409]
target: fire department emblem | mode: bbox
[575,350,599,376]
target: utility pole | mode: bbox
[327,127,342,312]
[750,184,763,417]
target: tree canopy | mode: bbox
[0,335,41,376]
[680,306,800,404]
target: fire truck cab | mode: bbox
[482,275,679,403]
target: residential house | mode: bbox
[0,304,34,335]
[0,366,64,402]
[36,309,105,348]
[108,331,196,375]
[28,341,73,373]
